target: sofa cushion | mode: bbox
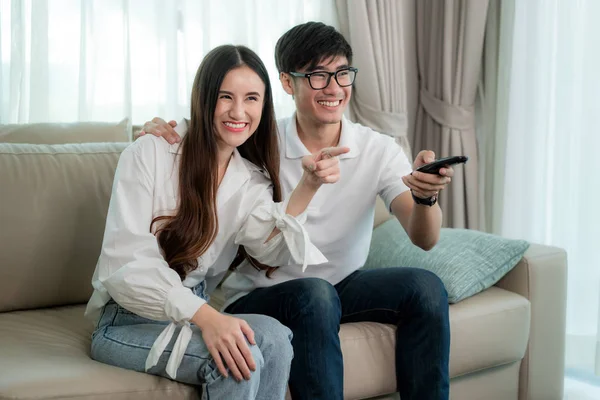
[0,305,198,400]
[363,219,531,303]
[342,287,530,398]
[373,195,393,228]
[0,287,529,400]
[0,119,130,144]
[0,142,128,312]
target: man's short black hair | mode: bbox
[275,22,353,73]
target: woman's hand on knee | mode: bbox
[192,305,257,382]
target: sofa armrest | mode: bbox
[495,243,568,400]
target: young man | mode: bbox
[141,22,452,400]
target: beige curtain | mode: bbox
[414,0,489,229]
[478,0,515,234]
[336,0,418,160]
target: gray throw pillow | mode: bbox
[362,219,530,303]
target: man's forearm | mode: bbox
[407,203,442,251]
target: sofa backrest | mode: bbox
[0,119,130,144]
[0,142,128,312]
[0,135,394,313]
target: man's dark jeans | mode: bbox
[225,267,450,400]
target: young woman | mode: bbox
[85,45,348,400]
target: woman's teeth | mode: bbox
[224,122,246,128]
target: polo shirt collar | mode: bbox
[284,113,360,160]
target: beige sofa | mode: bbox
[0,122,567,400]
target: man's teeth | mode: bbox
[318,100,341,107]
[224,122,246,128]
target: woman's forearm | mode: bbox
[265,174,319,241]
[285,174,320,216]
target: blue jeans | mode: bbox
[91,282,294,400]
[225,268,450,400]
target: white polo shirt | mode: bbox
[221,114,413,307]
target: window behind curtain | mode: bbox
[0,0,339,124]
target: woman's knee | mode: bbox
[242,314,293,362]
[248,339,266,370]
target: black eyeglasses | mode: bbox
[289,67,358,90]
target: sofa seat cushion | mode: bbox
[0,287,530,400]
[0,305,198,400]
[339,286,531,399]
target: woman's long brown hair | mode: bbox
[151,45,281,281]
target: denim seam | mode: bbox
[109,305,118,326]
[92,304,109,335]
[101,330,211,361]
[97,304,108,326]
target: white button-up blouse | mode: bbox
[85,120,326,379]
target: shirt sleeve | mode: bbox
[234,173,327,272]
[93,140,205,324]
[376,136,414,211]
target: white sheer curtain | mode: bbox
[494,0,600,383]
[0,0,338,125]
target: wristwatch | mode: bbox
[411,190,438,207]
